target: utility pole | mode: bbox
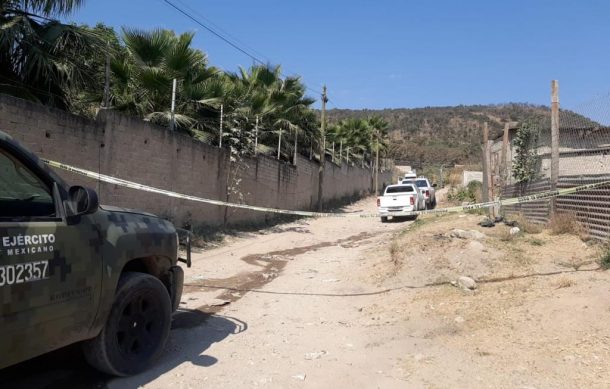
[277,128,282,160]
[219,104,224,147]
[550,80,560,216]
[170,78,177,131]
[254,115,259,155]
[317,85,328,210]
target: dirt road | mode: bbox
[3,196,610,388]
[112,198,413,388]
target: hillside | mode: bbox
[327,103,594,167]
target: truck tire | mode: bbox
[380,216,388,223]
[83,272,172,376]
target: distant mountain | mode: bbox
[327,103,596,167]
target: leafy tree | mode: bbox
[512,122,541,183]
[0,0,103,109]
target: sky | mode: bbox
[68,0,610,111]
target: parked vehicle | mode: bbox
[398,171,417,183]
[377,183,425,222]
[401,176,437,209]
[0,131,190,376]
[415,177,437,208]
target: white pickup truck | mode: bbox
[377,183,425,222]
[401,177,437,209]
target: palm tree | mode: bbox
[0,0,103,108]
[368,115,390,193]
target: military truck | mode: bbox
[0,130,190,376]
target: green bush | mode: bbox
[601,247,610,270]
[448,180,482,203]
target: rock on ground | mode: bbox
[449,229,486,240]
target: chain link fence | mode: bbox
[495,92,610,240]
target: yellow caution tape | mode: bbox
[42,159,610,218]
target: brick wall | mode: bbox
[0,95,391,227]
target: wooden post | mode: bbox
[550,80,560,216]
[500,122,510,186]
[482,122,490,203]
[482,122,495,216]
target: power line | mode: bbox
[162,0,266,67]
[160,0,332,102]
[172,0,271,64]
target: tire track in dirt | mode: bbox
[176,231,376,326]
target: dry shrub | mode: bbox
[447,166,465,187]
[548,212,588,240]
[513,213,543,234]
[554,277,576,289]
[498,228,516,242]
[390,240,402,266]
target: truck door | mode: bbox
[0,145,102,368]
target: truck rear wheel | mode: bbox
[83,272,172,376]
[380,216,388,223]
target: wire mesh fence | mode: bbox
[496,92,610,240]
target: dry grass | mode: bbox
[548,212,589,241]
[553,277,576,289]
[390,240,401,265]
[512,214,543,234]
[498,229,517,242]
[528,238,545,246]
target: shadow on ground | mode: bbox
[0,310,246,389]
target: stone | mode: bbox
[467,240,485,251]
[454,276,477,290]
[292,374,306,381]
[509,227,521,235]
[304,351,327,360]
[450,229,486,240]
[454,316,465,323]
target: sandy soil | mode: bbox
[111,197,610,389]
[2,196,609,388]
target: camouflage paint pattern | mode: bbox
[0,131,180,369]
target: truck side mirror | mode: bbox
[432,183,437,188]
[69,186,99,216]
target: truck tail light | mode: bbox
[377,198,380,207]
[410,196,415,206]
[425,190,430,197]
